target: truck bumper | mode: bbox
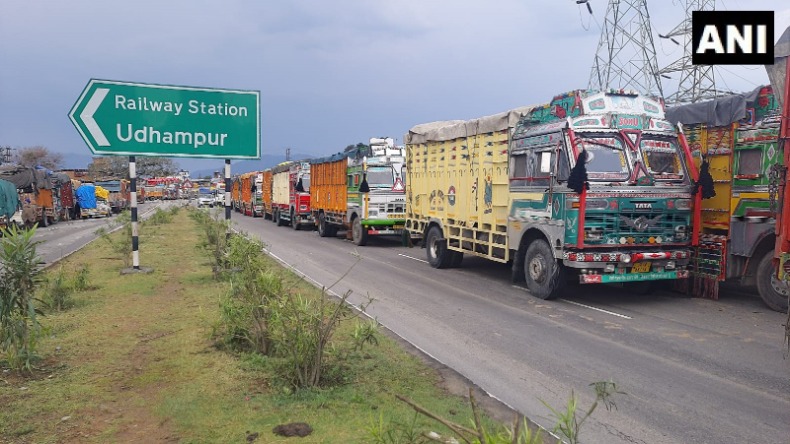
[580,269,689,284]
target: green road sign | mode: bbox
[69,79,260,159]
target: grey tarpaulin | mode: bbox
[0,165,49,192]
[665,86,764,127]
[405,105,535,145]
[766,26,790,109]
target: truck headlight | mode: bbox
[675,199,692,210]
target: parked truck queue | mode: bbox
[223,86,788,313]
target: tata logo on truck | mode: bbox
[635,203,652,209]
[692,11,773,65]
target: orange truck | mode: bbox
[231,176,241,212]
[240,172,254,216]
[261,169,273,219]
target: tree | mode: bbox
[88,156,127,179]
[87,156,179,179]
[14,146,63,170]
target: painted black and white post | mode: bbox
[129,155,140,269]
[225,159,231,222]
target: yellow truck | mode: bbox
[405,89,696,299]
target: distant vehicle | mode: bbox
[197,187,215,207]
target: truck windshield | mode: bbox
[366,166,394,187]
[575,134,630,181]
[640,138,685,181]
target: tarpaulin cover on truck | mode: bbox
[665,85,764,127]
[405,105,535,144]
[96,181,121,192]
[76,184,97,209]
[95,186,110,201]
[0,178,19,219]
[49,172,71,187]
[0,165,49,192]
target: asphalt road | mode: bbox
[32,201,166,267]
[231,213,790,444]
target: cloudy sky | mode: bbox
[1,0,789,173]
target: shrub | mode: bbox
[0,225,45,371]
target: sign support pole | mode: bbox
[129,155,140,270]
[225,159,231,238]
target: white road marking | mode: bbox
[559,299,632,319]
[398,253,428,263]
[511,285,632,319]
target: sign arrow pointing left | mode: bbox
[80,87,110,146]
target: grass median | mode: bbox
[1,207,540,443]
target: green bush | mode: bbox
[0,225,45,371]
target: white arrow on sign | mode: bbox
[80,88,110,147]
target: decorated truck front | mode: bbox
[405,90,695,300]
[346,138,406,245]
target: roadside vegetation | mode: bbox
[1,206,620,443]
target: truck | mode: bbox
[311,138,407,245]
[271,161,312,229]
[95,179,129,213]
[0,165,58,227]
[75,183,111,218]
[239,171,264,217]
[666,85,788,312]
[404,90,696,299]
[0,178,19,231]
[231,176,242,212]
[261,169,273,219]
[767,27,790,316]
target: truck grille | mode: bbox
[584,210,689,243]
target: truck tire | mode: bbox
[755,252,789,312]
[273,210,281,226]
[425,226,452,268]
[449,251,464,268]
[318,213,331,237]
[40,212,49,227]
[291,210,300,231]
[352,217,367,246]
[524,239,564,300]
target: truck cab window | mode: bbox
[640,138,686,181]
[576,134,630,181]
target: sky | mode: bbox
[2,0,789,174]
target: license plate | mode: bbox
[631,262,651,273]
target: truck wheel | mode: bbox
[425,226,452,268]
[352,217,367,246]
[318,213,331,237]
[755,252,789,312]
[523,239,564,300]
[275,210,284,226]
[41,213,49,227]
[449,251,464,268]
[291,211,300,230]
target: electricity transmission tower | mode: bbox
[658,0,725,104]
[588,0,664,98]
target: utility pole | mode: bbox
[587,0,664,98]
[658,0,727,104]
[0,146,12,165]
